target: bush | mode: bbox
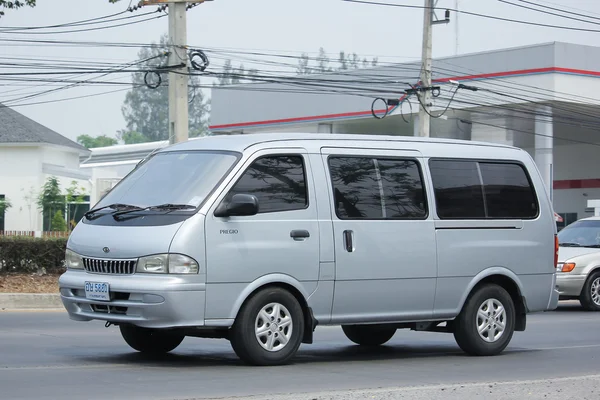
[0,236,67,275]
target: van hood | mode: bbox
[558,247,600,263]
[67,221,185,259]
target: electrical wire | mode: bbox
[0,10,158,32]
[497,0,600,26]
[341,0,600,33]
[0,13,167,35]
[517,0,600,22]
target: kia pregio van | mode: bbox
[59,133,559,365]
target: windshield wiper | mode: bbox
[559,242,583,247]
[84,203,143,220]
[112,203,196,220]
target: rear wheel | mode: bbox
[580,271,600,311]
[341,324,396,346]
[230,287,305,366]
[119,324,184,354]
[453,284,515,356]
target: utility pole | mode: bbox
[417,0,449,138]
[142,0,207,144]
[167,1,189,145]
[455,0,459,55]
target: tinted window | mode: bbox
[376,159,427,218]
[329,157,382,219]
[480,163,537,218]
[227,155,307,213]
[329,157,426,219]
[429,160,485,219]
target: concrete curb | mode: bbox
[0,293,63,310]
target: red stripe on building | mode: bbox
[554,179,600,190]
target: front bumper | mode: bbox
[59,270,206,329]
[556,273,587,298]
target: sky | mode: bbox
[1,0,599,143]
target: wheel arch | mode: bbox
[458,268,528,332]
[229,274,318,344]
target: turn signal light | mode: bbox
[561,263,576,273]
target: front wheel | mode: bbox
[230,287,305,366]
[580,271,600,311]
[342,324,396,346]
[119,324,185,354]
[453,284,515,356]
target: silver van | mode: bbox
[59,133,559,365]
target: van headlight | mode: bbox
[137,254,199,274]
[65,249,84,270]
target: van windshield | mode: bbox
[95,150,239,210]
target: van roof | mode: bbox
[161,132,517,153]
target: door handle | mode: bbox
[343,230,354,252]
[290,230,310,240]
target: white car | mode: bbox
[556,216,600,310]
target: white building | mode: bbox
[0,105,91,233]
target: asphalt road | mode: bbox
[1,302,599,400]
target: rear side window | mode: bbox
[227,155,307,214]
[429,159,538,219]
[479,163,538,218]
[328,156,427,219]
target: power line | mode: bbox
[0,13,166,35]
[341,0,600,33]
[517,0,600,22]
[0,8,156,32]
[497,0,600,26]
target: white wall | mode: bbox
[0,145,92,232]
[0,146,42,231]
[551,144,600,219]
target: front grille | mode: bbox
[83,258,137,275]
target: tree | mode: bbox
[121,33,210,142]
[51,210,67,232]
[65,181,87,229]
[0,197,11,215]
[37,177,65,231]
[297,48,378,75]
[77,134,118,149]
[0,0,35,17]
[117,130,150,145]
[216,60,258,86]
[1,1,123,17]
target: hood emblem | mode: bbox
[102,247,110,254]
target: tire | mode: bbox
[579,271,600,311]
[341,324,396,346]
[453,283,515,356]
[230,287,305,366]
[119,324,184,354]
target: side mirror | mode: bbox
[214,194,259,218]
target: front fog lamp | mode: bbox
[136,254,199,274]
[65,249,83,269]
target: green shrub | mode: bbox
[0,236,68,275]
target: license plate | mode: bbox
[84,281,110,302]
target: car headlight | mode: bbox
[136,254,199,274]
[65,249,84,270]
